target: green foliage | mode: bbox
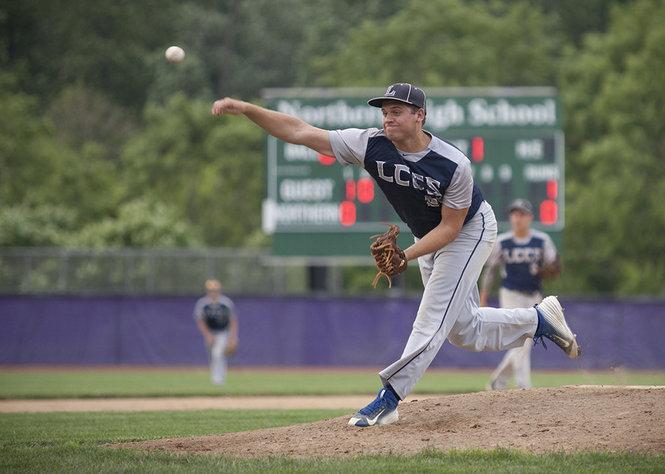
[74,198,200,248]
[0,73,50,205]
[189,0,308,99]
[47,85,137,161]
[172,0,408,99]
[312,0,562,87]
[121,93,264,246]
[1,0,180,108]
[199,117,265,245]
[0,73,120,222]
[0,205,77,246]
[560,0,665,295]
[530,0,627,46]
[146,51,212,105]
[292,0,409,85]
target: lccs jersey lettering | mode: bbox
[486,231,558,293]
[329,128,484,238]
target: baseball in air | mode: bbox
[165,46,185,63]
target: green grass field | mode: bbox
[1,367,664,399]
[1,367,664,472]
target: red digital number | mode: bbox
[339,201,356,226]
[356,178,374,203]
[539,199,558,225]
[471,136,484,162]
[547,180,558,199]
[345,179,356,201]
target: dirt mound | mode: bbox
[119,386,665,458]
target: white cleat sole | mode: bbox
[377,409,399,426]
[538,296,580,359]
[348,409,399,427]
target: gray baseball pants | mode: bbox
[379,201,539,399]
[209,330,229,385]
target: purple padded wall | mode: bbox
[0,295,663,369]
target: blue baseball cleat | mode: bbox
[534,295,580,359]
[348,386,399,427]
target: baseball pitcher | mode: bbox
[211,83,579,427]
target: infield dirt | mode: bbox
[118,386,665,458]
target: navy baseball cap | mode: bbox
[368,83,426,110]
[508,199,534,215]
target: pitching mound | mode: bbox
[118,386,665,458]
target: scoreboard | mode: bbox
[261,88,564,258]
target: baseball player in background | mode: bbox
[211,83,579,427]
[480,199,560,390]
[194,279,238,385]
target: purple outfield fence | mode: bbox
[0,295,664,369]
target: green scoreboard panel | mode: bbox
[262,88,563,258]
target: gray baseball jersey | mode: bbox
[482,230,558,293]
[193,295,236,332]
[329,128,484,237]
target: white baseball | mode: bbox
[165,46,185,63]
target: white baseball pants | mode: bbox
[379,201,539,399]
[488,288,542,389]
[209,331,229,385]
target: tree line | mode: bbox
[1,0,663,295]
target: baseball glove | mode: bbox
[537,259,561,279]
[224,337,238,357]
[370,224,408,288]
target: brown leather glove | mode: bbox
[538,258,561,279]
[370,224,408,288]
[224,337,238,357]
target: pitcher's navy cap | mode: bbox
[368,83,426,110]
[508,199,534,215]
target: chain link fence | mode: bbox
[0,248,315,295]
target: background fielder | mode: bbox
[193,279,238,385]
[480,198,560,390]
[211,83,579,427]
